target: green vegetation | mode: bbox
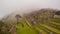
[16,20,37,34]
[16,18,60,34]
[32,26,49,34]
[39,23,60,34]
[51,18,60,23]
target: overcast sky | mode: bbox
[0,0,60,19]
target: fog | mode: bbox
[0,0,60,19]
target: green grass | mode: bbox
[16,24,37,34]
[48,21,60,26]
[39,23,60,34]
[16,18,60,34]
[51,18,60,23]
[32,26,49,34]
[16,20,37,34]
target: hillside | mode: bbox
[16,18,60,34]
[0,8,60,34]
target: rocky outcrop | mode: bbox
[23,9,56,25]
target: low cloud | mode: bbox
[0,0,60,19]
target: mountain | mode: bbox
[1,8,60,34]
[16,8,60,34]
[1,8,55,24]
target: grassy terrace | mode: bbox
[39,23,60,34]
[16,18,60,34]
[51,18,60,23]
[32,26,48,34]
[16,20,37,34]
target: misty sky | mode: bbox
[0,0,60,19]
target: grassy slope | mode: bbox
[16,18,60,34]
[16,20,37,34]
